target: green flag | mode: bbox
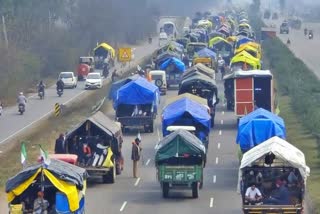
[21,143,27,167]
[39,145,50,166]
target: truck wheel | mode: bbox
[162,182,169,198]
[192,182,199,198]
[102,159,116,184]
[116,161,121,175]
[149,123,154,133]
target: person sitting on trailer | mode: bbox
[245,183,263,205]
[33,191,49,214]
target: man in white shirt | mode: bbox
[245,183,263,205]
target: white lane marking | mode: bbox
[219,130,222,135]
[0,151,2,154]
[213,175,216,183]
[146,159,151,166]
[134,177,141,186]
[215,157,219,164]
[0,90,87,145]
[220,120,224,125]
[222,111,225,115]
[120,201,127,212]
[210,197,214,207]
[217,143,220,149]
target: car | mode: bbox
[85,72,103,89]
[59,72,77,88]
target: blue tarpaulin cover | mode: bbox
[114,77,160,109]
[196,48,217,59]
[236,108,286,152]
[159,57,186,72]
[236,37,254,48]
[162,97,211,136]
[108,74,140,100]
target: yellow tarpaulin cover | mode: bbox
[94,43,115,58]
[209,37,231,48]
[7,168,41,202]
[240,42,262,54]
[102,147,114,168]
[235,45,261,59]
[231,51,261,69]
[8,168,81,212]
[239,23,251,29]
[43,170,79,212]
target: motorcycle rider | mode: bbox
[304,28,308,36]
[37,80,46,98]
[17,92,27,110]
[287,38,291,45]
[56,78,64,93]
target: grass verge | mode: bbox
[278,96,320,213]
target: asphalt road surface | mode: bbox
[0,17,182,146]
[85,74,242,213]
[265,19,320,79]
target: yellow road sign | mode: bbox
[54,103,61,117]
[118,48,132,62]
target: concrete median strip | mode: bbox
[120,201,127,212]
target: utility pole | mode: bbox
[2,15,9,49]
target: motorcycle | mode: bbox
[57,88,63,97]
[38,90,44,99]
[309,33,313,39]
[18,104,25,115]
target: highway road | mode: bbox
[85,74,242,213]
[265,19,320,79]
[0,17,184,146]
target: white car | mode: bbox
[85,72,103,89]
[59,72,77,88]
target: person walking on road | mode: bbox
[131,137,142,178]
[54,133,66,154]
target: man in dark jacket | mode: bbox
[131,138,142,178]
[55,133,66,154]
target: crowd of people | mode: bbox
[243,168,301,206]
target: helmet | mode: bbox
[20,92,23,95]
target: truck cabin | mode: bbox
[163,22,176,37]
[241,166,304,209]
[116,104,154,118]
[79,57,94,66]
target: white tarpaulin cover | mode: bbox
[237,136,310,192]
